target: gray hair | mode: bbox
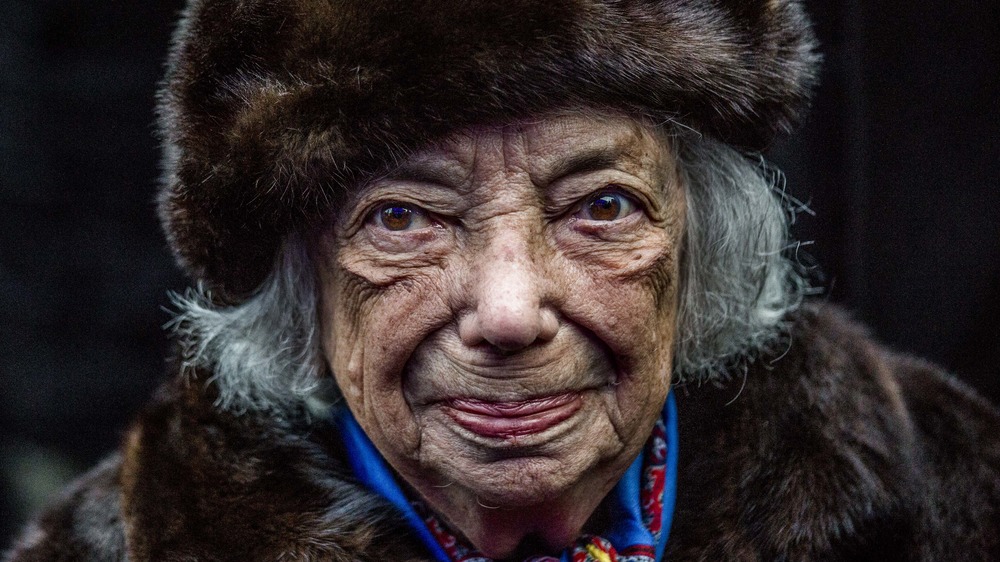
[673,133,807,382]
[168,134,806,414]
[167,235,326,414]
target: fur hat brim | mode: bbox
[158,0,819,300]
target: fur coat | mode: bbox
[5,303,999,561]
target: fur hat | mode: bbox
[158,0,819,301]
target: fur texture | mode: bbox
[7,304,999,561]
[157,0,820,299]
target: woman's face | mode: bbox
[317,112,685,556]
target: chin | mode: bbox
[411,392,630,507]
[459,456,588,507]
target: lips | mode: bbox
[444,392,583,438]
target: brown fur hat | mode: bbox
[158,0,819,301]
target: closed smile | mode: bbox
[443,392,583,439]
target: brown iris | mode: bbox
[587,192,623,221]
[380,205,413,230]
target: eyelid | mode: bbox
[349,177,463,226]
[548,165,657,207]
[368,201,434,231]
[606,184,657,214]
[576,187,641,221]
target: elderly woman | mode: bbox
[7,0,999,561]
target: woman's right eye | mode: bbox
[370,202,432,231]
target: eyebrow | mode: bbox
[538,146,627,186]
[382,160,469,189]
[379,139,642,188]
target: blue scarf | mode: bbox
[333,393,678,561]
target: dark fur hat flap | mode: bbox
[158,0,819,299]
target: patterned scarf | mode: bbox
[334,393,678,562]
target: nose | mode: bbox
[458,228,558,351]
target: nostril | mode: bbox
[538,309,559,341]
[458,313,485,347]
[458,305,558,353]
[488,329,538,352]
[479,308,541,351]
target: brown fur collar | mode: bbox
[157,0,819,300]
[668,305,1000,560]
[118,385,428,561]
[7,304,999,561]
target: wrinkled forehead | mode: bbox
[374,111,679,193]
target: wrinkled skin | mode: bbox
[317,112,685,558]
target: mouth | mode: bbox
[443,392,583,439]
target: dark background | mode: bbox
[2,0,998,545]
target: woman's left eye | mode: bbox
[576,189,639,221]
[372,202,432,231]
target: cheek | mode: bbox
[553,228,680,432]
[318,264,372,400]
[323,250,444,375]
[557,229,680,367]
[320,247,457,449]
